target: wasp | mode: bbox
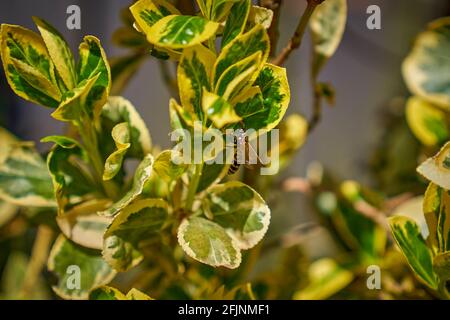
[226,128,263,175]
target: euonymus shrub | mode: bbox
[389,17,450,299]
[0,0,296,299]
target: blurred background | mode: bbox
[0,0,449,299]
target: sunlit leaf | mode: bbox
[146,15,219,49]
[202,90,241,128]
[0,24,61,108]
[221,0,251,47]
[241,63,290,133]
[178,45,216,120]
[153,150,188,182]
[213,24,270,86]
[77,36,111,121]
[99,154,154,217]
[33,17,77,90]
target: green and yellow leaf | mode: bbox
[103,199,168,271]
[406,96,448,147]
[241,63,290,133]
[56,199,112,250]
[51,73,100,122]
[215,51,262,100]
[48,235,116,300]
[202,90,241,128]
[213,24,270,86]
[0,128,55,207]
[103,122,131,181]
[77,36,111,121]
[221,0,251,47]
[130,0,180,35]
[99,154,154,217]
[177,45,216,120]
[0,24,61,108]
[146,15,219,49]
[33,17,77,90]
[153,150,188,182]
[389,216,438,289]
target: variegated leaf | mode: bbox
[310,0,347,77]
[202,90,241,128]
[33,17,77,90]
[48,235,116,300]
[215,51,262,100]
[178,45,216,120]
[389,216,438,289]
[99,154,154,217]
[101,96,152,159]
[153,150,188,182]
[130,0,180,35]
[417,141,450,190]
[89,286,126,300]
[406,96,448,147]
[403,17,450,110]
[51,73,100,122]
[203,181,270,250]
[240,63,290,132]
[213,24,270,86]
[178,217,242,269]
[248,5,274,30]
[77,36,111,121]
[221,0,251,47]
[423,183,450,253]
[0,24,61,108]
[56,199,112,250]
[47,144,95,214]
[0,128,55,207]
[146,15,219,49]
[197,0,240,22]
[103,123,131,181]
[103,199,168,271]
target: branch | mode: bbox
[272,0,323,66]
